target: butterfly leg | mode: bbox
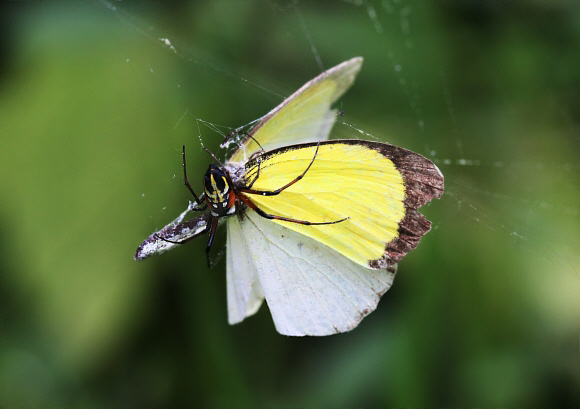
[244,158,262,189]
[227,131,265,190]
[239,194,347,226]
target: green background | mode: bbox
[1,1,579,407]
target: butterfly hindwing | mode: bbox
[235,210,396,336]
[226,213,264,324]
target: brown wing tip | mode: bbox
[369,210,433,269]
[368,144,444,269]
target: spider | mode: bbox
[157,139,347,267]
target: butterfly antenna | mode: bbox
[222,127,243,147]
[247,132,264,152]
[224,129,265,155]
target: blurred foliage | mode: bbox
[0,1,579,407]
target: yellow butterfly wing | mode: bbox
[227,57,363,163]
[242,140,444,269]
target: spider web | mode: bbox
[100,0,580,335]
[1,0,578,407]
[101,0,579,271]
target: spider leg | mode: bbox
[240,194,348,226]
[203,146,226,169]
[205,217,220,267]
[182,145,203,205]
[242,143,320,197]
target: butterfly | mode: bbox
[135,57,444,336]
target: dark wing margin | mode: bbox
[365,141,444,269]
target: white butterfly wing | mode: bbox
[228,210,396,336]
[226,214,264,324]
